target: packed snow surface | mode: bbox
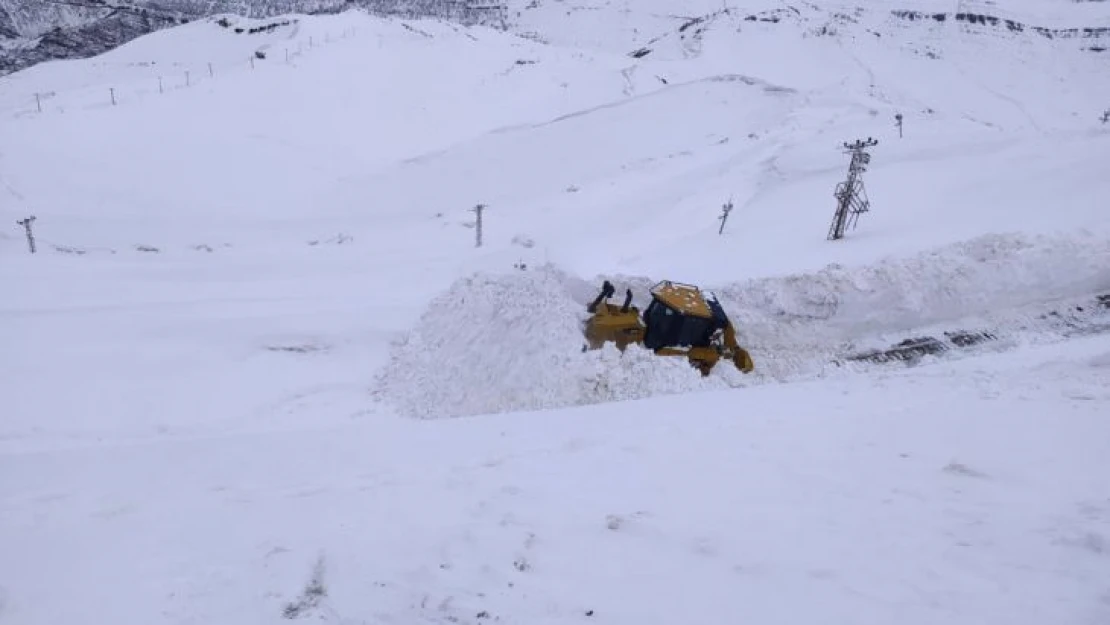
[2,3,1110,625]
[4,336,1110,625]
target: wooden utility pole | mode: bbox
[472,204,486,247]
[17,216,37,254]
[895,113,904,138]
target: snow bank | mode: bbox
[374,230,1110,419]
[715,229,1110,378]
[372,267,739,419]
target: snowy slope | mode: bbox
[0,0,499,75]
[1,3,1110,625]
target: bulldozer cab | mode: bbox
[642,281,729,350]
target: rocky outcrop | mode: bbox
[1,10,187,75]
[890,9,1110,41]
[0,5,17,40]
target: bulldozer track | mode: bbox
[837,292,1110,367]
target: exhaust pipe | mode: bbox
[587,280,616,313]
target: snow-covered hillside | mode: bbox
[1,3,1109,624]
[0,0,508,75]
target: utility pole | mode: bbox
[718,197,733,235]
[472,204,485,247]
[827,137,878,241]
[895,113,903,138]
[17,216,37,254]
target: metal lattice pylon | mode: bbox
[827,138,877,241]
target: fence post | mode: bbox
[208,62,214,78]
[35,93,42,113]
[472,204,486,247]
[110,87,116,105]
[17,216,37,254]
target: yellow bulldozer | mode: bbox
[583,279,755,375]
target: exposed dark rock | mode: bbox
[1,10,182,75]
[890,8,1110,41]
[0,5,18,40]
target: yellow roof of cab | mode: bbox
[650,281,712,318]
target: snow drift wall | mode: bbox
[373,230,1110,419]
[717,229,1110,375]
[371,268,742,419]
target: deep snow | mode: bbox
[2,3,1109,625]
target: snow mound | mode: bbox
[375,230,1110,420]
[716,230,1110,377]
[569,231,1109,380]
[372,266,741,419]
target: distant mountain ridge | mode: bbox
[0,0,507,75]
[1,0,1107,77]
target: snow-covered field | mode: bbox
[2,2,1109,624]
[4,336,1110,625]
